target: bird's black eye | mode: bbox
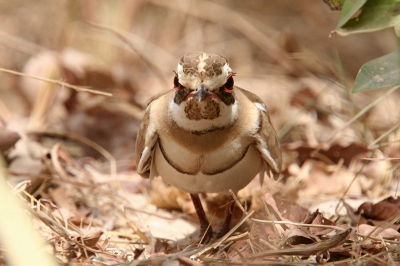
[225,76,234,89]
[173,76,180,88]
[222,76,234,93]
[173,76,185,90]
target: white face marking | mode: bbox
[170,98,238,132]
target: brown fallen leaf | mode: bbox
[273,195,309,223]
[309,212,335,236]
[360,242,384,254]
[80,230,103,247]
[282,227,315,246]
[227,239,249,261]
[288,142,369,166]
[356,196,400,222]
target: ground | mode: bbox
[0,1,400,265]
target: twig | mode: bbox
[368,121,400,150]
[229,190,246,214]
[251,218,347,232]
[225,232,249,242]
[335,150,375,215]
[191,210,255,259]
[363,212,400,243]
[0,67,113,97]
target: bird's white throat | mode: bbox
[169,98,238,132]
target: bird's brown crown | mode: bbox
[179,52,228,77]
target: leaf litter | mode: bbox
[1,1,400,265]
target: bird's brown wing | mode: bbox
[135,90,171,178]
[237,87,282,176]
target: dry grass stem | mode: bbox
[0,67,113,97]
[251,218,347,232]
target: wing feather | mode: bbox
[238,88,282,176]
[135,91,171,178]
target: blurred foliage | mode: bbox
[329,0,400,93]
[336,0,366,28]
[336,0,400,35]
[353,48,400,92]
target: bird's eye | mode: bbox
[225,76,234,88]
[173,76,184,90]
[173,76,179,87]
[224,76,234,93]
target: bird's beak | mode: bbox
[195,83,209,102]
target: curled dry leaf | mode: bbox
[58,230,104,261]
[282,227,315,246]
[356,196,400,222]
[308,212,336,236]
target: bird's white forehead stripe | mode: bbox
[197,53,208,73]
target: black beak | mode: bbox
[195,83,208,102]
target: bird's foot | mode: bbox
[216,226,230,239]
[198,226,214,244]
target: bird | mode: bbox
[135,52,281,243]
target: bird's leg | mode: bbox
[217,195,235,238]
[190,193,213,243]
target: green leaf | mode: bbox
[395,23,400,36]
[335,0,400,36]
[353,48,400,93]
[324,0,347,11]
[337,0,367,28]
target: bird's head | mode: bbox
[173,52,235,106]
[170,52,238,132]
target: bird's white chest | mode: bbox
[152,140,263,194]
